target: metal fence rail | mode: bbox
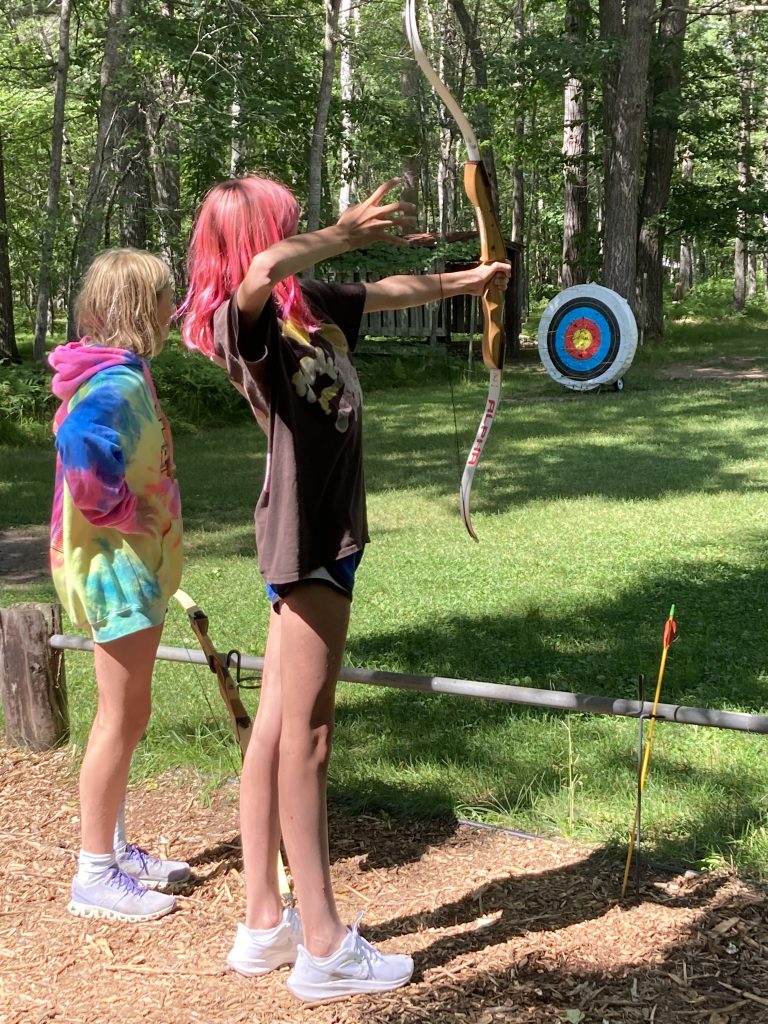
[49,634,768,735]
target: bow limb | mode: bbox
[404,0,507,539]
[459,368,501,540]
[174,588,252,757]
[173,588,292,901]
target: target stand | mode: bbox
[537,284,638,392]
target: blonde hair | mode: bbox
[75,248,174,358]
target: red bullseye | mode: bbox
[564,317,601,360]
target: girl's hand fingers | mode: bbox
[362,178,401,207]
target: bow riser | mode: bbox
[464,161,507,371]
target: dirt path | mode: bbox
[1,749,767,1024]
[0,527,49,586]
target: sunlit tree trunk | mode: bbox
[34,0,71,361]
[338,0,358,213]
[306,0,341,241]
[511,0,527,316]
[677,147,694,298]
[0,125,18,364]
[733,23,752,312]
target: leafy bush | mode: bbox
[150,345,251,430]
[0,364,56,446]
[0,330,461,449]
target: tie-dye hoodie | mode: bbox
[49,341,183,642]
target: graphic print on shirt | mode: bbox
[282,319,361,435]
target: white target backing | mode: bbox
[537,284,638,391]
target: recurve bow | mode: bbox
[404,0,507,541]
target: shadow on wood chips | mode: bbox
[1,748,767,1024]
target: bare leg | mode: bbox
[239,582,347,957]
[241,607,285,929]
[78,623,163,854]
[276,584,350,956]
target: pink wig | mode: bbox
[180,175,317,356]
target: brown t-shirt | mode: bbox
[212,279,369,584]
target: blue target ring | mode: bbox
[548,298,620,382]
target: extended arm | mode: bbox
[363,261,510,313]
[237,179,415,325]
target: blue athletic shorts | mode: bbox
[265,550,364,607]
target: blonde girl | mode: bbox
[50,249,187,922]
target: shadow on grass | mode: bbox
[5,377,768,561]
[331,557,768,868]
[164,377,768,563]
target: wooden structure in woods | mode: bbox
[0,604,68,750]
[347,232,525,360]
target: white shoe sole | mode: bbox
[286,973,413,1004]
[67,898,176,923]
[227,958,295,977]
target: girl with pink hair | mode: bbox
[182,175,509,1003]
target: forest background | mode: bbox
[1,0,767,359]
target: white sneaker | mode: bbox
[226,908,303,977]
[286,913,414,1003]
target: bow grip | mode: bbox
[481,285,505,370]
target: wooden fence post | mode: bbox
[0,604,69,750]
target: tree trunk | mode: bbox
[636,0,688,338]
[0,125,18,364]
[0,604,69,751]
[448,0,499,207]
[748,250,757,297]
[511,0,527,316]
[600,0,655,305]
[561,0,590,289]
[67,0,132,339]
[113,101,151,250]
[733,27,752,312]
[677,148,694,298]
[338,0,358,213]
[34,0,71,362]
[306,0,341,244]
[145,3,183,290]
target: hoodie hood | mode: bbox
[49,341,143,430]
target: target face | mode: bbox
[537,285,637,391]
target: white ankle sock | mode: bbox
[113,800,128,857]
[77,850,117,885]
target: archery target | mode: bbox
[537,284,637,391]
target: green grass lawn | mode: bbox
[3,286,768,878]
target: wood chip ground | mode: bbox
[1,748,767,1024]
